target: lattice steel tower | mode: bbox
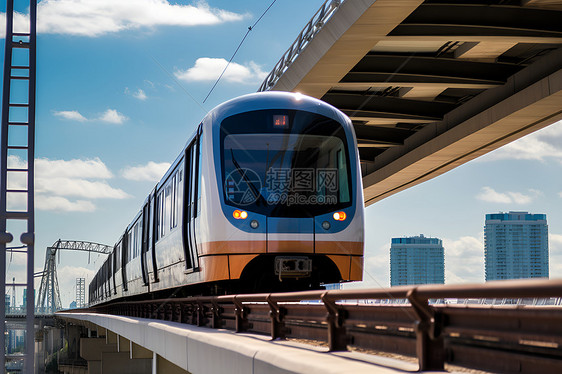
[1,1,37,373]
[36,240,112,313]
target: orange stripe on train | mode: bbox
[197,240,363,256]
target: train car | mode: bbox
[89,91,364,305]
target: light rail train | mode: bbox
[89,92,364,305]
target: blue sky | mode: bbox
[1,0,561,307]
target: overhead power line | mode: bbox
[203,0,278,103]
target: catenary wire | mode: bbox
[203,0,278,103]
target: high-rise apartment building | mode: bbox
[390,234,445,286]
[484,211,548,281]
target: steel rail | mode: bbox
[69,278,562,373]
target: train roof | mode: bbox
[203,91,351,131]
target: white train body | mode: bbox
[90,92,364,304]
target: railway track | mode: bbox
[71,279,562,373]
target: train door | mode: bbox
[183,127,201,271]
[121,232,128,291]
[140,201,150,287]
[150,190,159,282]
[112,246,117,294]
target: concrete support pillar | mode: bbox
[81,337,154,374]
[80,337,117,374]
[106,330,117,345]
[101,352,151,374]
[117,335,130,353]
[58,365,88,374]
[152,353,189,374]
[131,342,152,359]
[35,339,44,374]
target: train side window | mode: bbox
[137,220,142,257]
[137,221,140,258]
[155,192,160,241]
[171,174,176,230]
[165,184,171,234]
[115,244,121,269]
[336,149,350,203]
[158,190,165,239]
[177,169,183,221]
[131,226,135,259]
[133,225,137,258]
[133,223,137,258]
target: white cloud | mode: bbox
[133,89,147,101]
[99,109,128,124]
[53,110,87,122]
[35,157,113,179]
[36,196,96,212]
[1,1,246,38]
[7,156,128,212]
[125,87,148,101]
[551,234,562,247]
[549,234,562,279]
[443,236,484,284]
[476,186,541,205]
[38,178,129,199]
[53,108,129,124]
[122,161,171,182]
[175,57,267,84]
[481,120,562,163]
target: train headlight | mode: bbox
[333,211,346,221]
[322,221,331,230]
[250,220,259,229]
[233,210,248,219]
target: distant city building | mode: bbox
[485,211,549,281]
[390,234,445,286]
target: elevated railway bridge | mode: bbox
[2,0,562,373]
[57,279,562,374]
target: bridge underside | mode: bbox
[266,0,562,205]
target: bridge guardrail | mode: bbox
[258,0,345,92]
[75,279,562,373]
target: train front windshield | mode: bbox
[221,109,353,217]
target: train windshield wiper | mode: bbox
[230,149,266,206]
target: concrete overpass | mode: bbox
[56,312,427,374]
[259,0,562,205]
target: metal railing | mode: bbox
[81,279,562,373]
[257,0,345,92]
